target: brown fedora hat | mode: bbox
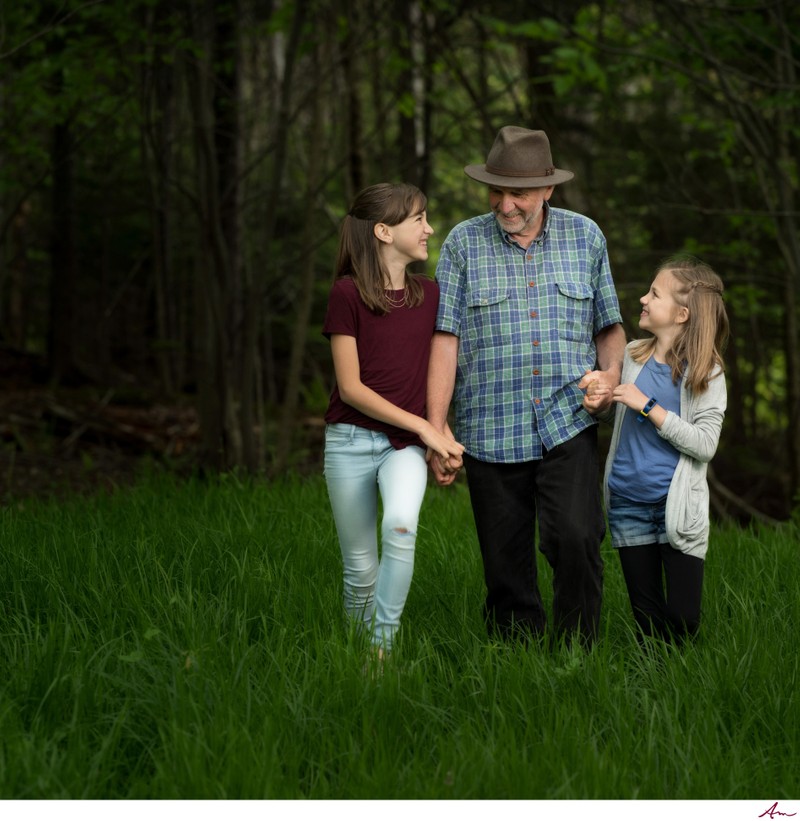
[464,126,574,188]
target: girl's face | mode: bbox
[381,209,434,264]
[639,269,689,336]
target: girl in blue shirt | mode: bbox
[586,255,729,644]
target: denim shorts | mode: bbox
[607,492,670,548]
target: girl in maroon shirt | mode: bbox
[323,183,464,666]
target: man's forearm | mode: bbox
[595,323,626,380]
[427,332,459,431]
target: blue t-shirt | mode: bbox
[608,355,681,503]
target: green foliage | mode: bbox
[0,0,797,500]
[298,371,332,417]
[0,474,797,798]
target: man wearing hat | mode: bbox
[428,126,626,646]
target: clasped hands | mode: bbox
[424,423,463,487]
[579,367,621,414]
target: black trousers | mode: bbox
[617,542,704,643]
[463,426,606,644]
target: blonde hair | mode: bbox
[630,254,730,393]
[334,183,427,314]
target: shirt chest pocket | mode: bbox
[555,279,593,342]
[463,288,512,346]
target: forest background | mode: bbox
[0,0,798,523]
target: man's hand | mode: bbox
[427,450,463,486]
[579,368,619,414]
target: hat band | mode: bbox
[485,164,556,177]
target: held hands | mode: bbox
[584,377,652,419]
[579,368,619,413]
[424,423,464,487]
[421,422,464,463]
[429,452,462,486]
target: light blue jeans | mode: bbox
[324,423,428,651]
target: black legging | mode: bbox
[617,542,705,643]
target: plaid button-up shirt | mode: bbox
[435,204,622,462]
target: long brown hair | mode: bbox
[334,183,427,314]
[630,254,730,393]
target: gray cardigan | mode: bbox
[602,344,727,559]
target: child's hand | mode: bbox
[612,383,648,412]
[421,424,465,464]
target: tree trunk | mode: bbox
[141,0,180,396]
[48,102,77,384]
[773,4,800,500]
[214,0,256,470]
[187,2,241,471]
[342,0,365,197]
[273,40,325,475]
[7,202,30,348]
[260,0,307,471]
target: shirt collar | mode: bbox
[497,201,552,250]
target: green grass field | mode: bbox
[0,472,797,799]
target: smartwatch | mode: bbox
[637,396,658,423]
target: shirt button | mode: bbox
[533,369,540,375]
[529,311,537,318]
[534,398,541,405]
[526,254,532,261]
[532,340,540,346]
[528,281,535,287]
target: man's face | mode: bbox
[488,185,554,239]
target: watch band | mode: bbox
[637,396,658,423]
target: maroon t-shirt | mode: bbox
[323,275,439,450]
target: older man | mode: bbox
[428,126,625,645]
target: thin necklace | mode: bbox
[385,289,406,308]
[384,281,406,308]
